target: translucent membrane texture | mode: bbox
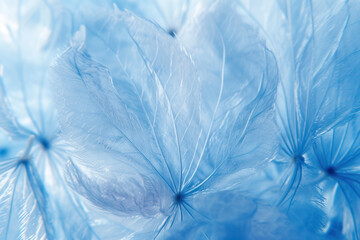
[0,0,359,239]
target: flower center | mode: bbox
[326,166,336,175]
[293,154,305,163]
[18,158,29,166]
[38,137,51,150]
[174,192,184,204]
[167,29,176,38]
[0,147,8,157]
